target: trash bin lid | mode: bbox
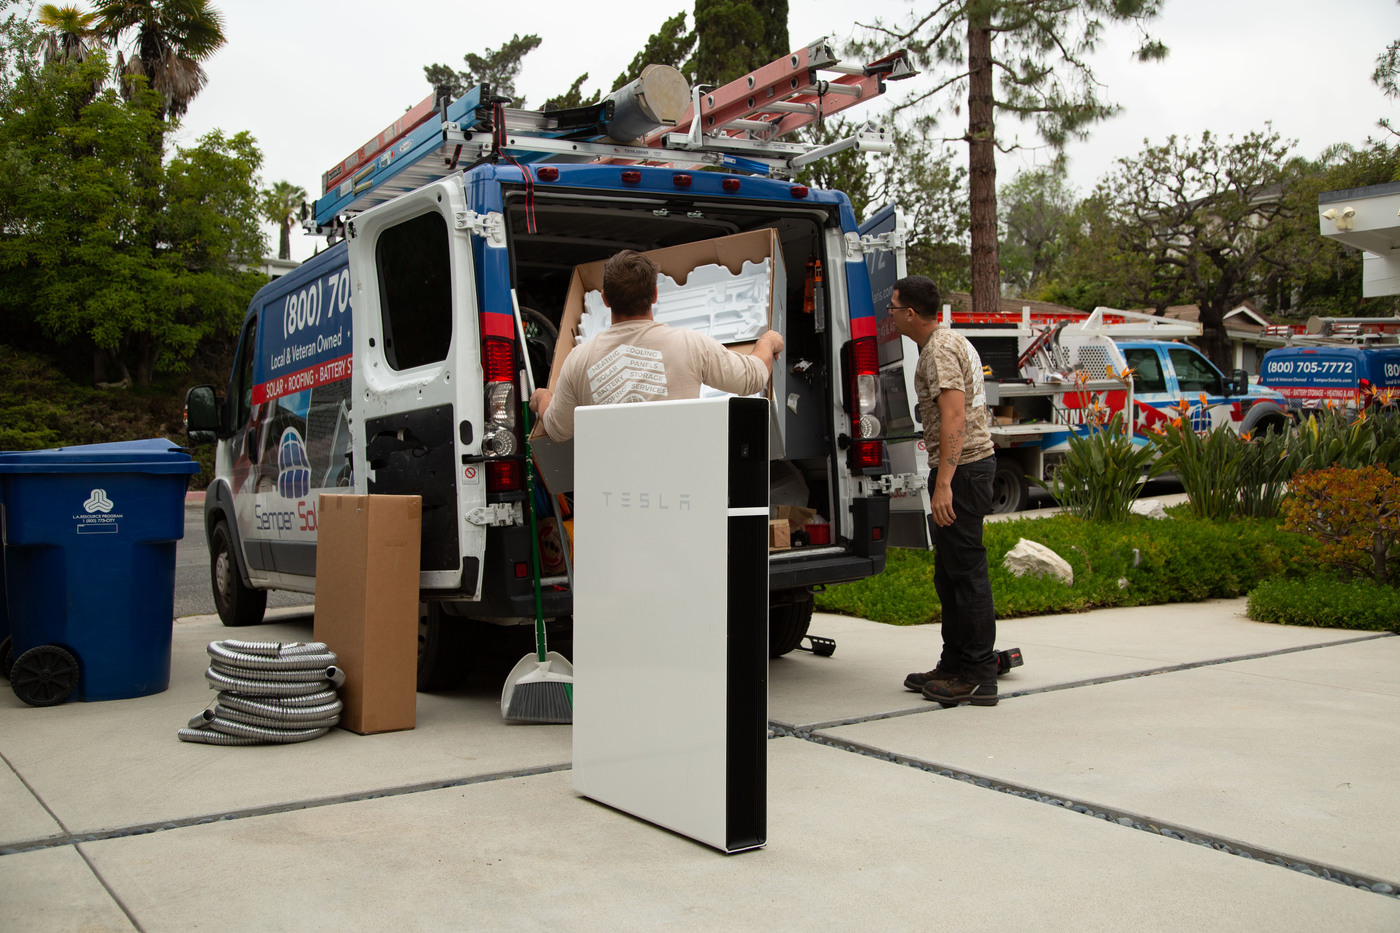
[0,438,201,475]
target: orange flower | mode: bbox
[1240,430,1253,442]
[1197,392,1209,408]
[1174,398,1191,414]
[1171,416,1183,429]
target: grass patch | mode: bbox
[1247,577,1400,632]
[816,510,1307,625]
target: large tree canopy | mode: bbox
[857,1,1166,313]
[0,29,264,387]
[690,0,787,86]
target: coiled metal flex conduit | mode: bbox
[179,640,345,746]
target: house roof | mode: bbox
[1155,303,1274,335]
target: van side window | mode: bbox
[233,318,257,427]
[1169,347,1222,395]
[1122,348,1166,393]
[376,211,452,371]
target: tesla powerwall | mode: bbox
[572,395,768,853]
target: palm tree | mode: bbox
[92,0,226,121]
[260,181,307,261]
[36,4,100,66]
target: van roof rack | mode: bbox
[308,38,915,234]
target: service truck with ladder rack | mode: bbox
[861,203,1289,517]
[185,40,975,688]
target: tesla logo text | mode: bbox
[599,491,691,511]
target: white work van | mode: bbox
[184,50,927,687]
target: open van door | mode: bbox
[859,205,933,549]
[345,176,488,594]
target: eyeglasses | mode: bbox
[886,304,913,312]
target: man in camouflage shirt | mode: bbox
[890,275,999,707]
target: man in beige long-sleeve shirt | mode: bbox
[529,249,784,440]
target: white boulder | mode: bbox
[1001,538,1074,586]
[1130,499,1169,520]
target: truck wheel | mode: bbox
[1241,402,1289,438]
[211,521,267,627]
[991,464,1030,514]
[769,588,814,658]
[418,602,469,692]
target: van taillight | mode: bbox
[482,336,523,493]
[845,336,883,470]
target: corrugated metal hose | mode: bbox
[178,640,345,746]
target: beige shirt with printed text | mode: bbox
[541,319,769,441]
[914,327,995,469]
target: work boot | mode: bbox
[903,667,955,692]
[922,677,998,707]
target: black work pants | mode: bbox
[928,454,997,685]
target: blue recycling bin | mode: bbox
[0,439,199,704]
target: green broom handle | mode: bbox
[521,400,547,664]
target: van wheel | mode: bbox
[418,602,469,692]
[991,464,1030,514]
[211,521,267,627]
[769,589,814,658]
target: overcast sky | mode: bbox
[169,0,1400,261]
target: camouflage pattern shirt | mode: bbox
[914,327,995,470]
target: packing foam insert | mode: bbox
[579,258,771,344]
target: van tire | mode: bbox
[991,463,1030,514]
[211,521,267,627]
[418,602,469,691]
[769,588,814,658]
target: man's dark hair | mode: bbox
[603,250,659,317]
[893,275,941,319]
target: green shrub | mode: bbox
[1247,576,1400,631]
[1288,405,1400,475]
[816,511,1305,625]
[1034,414,1163,523]
[1150,414,1292,520]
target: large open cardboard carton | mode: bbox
[532,228,787,494]
[313,494,422,735]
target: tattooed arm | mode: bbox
[931,388,966,527]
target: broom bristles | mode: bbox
[504,679,573,724]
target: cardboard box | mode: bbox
[768,519,791,550]
[533,228,788,486]
[774,504,817,533]
[313,494,422,735]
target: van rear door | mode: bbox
[859,205,933,549]
[346,176,488,593]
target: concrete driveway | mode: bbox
[1,599,1397,931]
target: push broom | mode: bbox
[501,298,573,724]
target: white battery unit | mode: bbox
[572,395,769,854]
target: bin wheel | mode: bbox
[211,521,267,627]
[0,637,12,680]
[11,645,80,707]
